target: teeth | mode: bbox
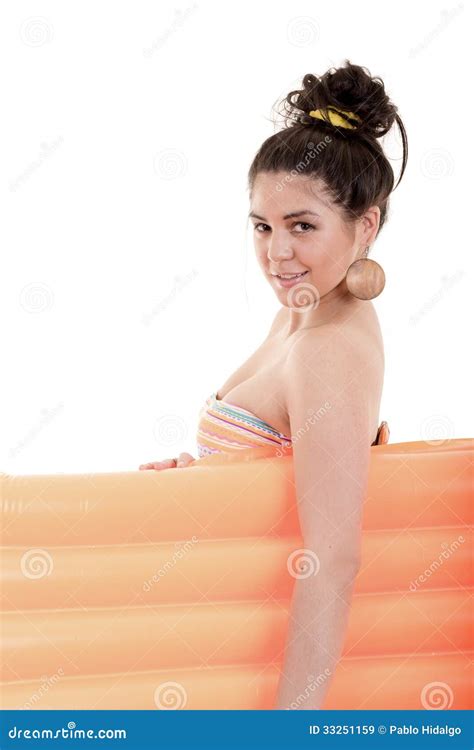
[278,272,306,279]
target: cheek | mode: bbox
[307,236,353,273]
[302,248,350,293]
[255,241,269,263]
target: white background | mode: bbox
[1,0,471,474]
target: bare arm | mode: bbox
[274,327,373,710]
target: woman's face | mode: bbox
[250,171,376,305]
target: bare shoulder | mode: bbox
[285,323,371,387]
[283,320,383,447]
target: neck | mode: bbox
[283,276,363,336]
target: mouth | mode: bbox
[270,270,309,287]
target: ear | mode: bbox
[360,205,381,247]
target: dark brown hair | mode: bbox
[247,59,408,236]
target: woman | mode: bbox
[139,59,408,710]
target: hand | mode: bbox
[138,451,196,471]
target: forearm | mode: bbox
[273,565,359,710]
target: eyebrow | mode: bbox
[248,210,320,221]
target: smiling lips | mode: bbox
[271,271,308,279]
[271,270,309,288]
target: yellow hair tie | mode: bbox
[308,107,361,130]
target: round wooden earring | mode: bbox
[345,250,385,300]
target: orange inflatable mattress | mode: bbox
[0,438,472,710]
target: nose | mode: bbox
[266,231,294,264]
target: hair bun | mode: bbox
[283,59,399,139]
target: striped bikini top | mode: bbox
[196,392,292,458]
[196,391,390,458]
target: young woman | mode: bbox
[139,59,408,710]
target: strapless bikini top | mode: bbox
[196,392,389,458]
[196,392,292,458]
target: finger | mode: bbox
[176,452,196,468]
[139,459,176,471]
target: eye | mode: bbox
[253,221,316,233]
[293,222,315,232]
